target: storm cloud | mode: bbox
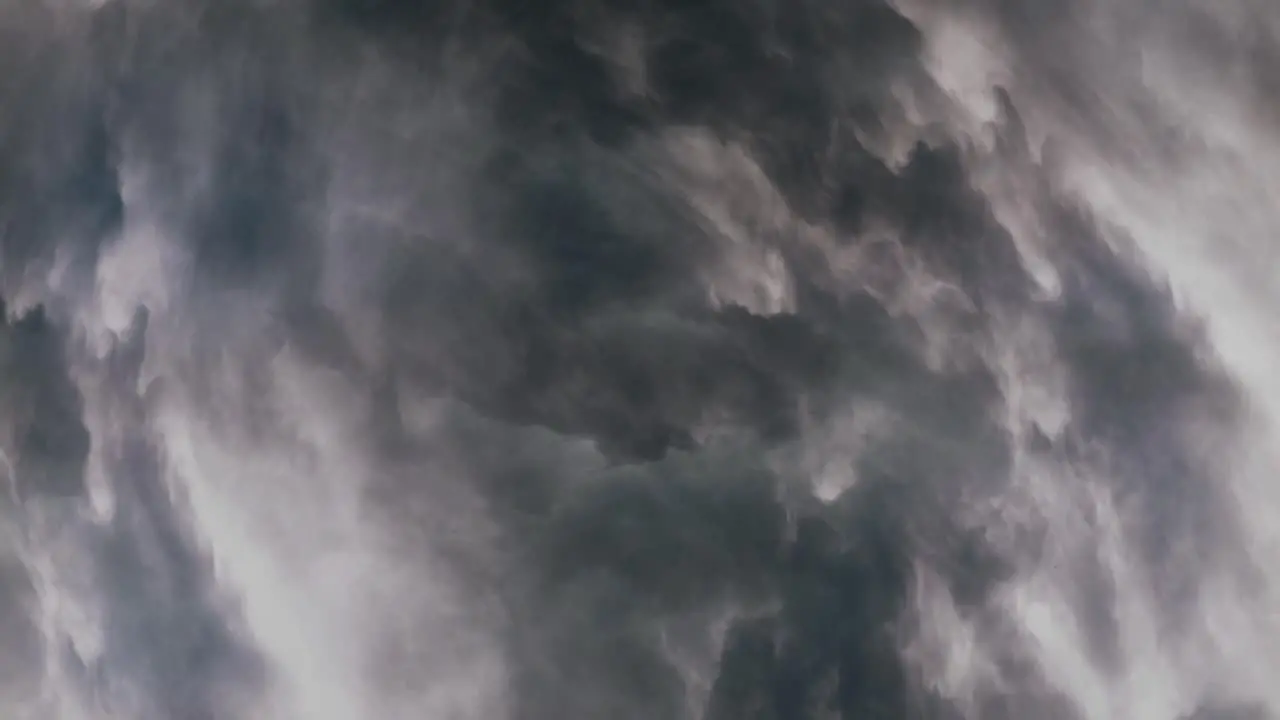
[0,0,1275,718]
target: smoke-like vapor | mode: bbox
[1,0,1278,718]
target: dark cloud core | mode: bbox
[0,0,1276,718]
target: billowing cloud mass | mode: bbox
[1,0,1279,718]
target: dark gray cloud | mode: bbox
[0,0,1264,718]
